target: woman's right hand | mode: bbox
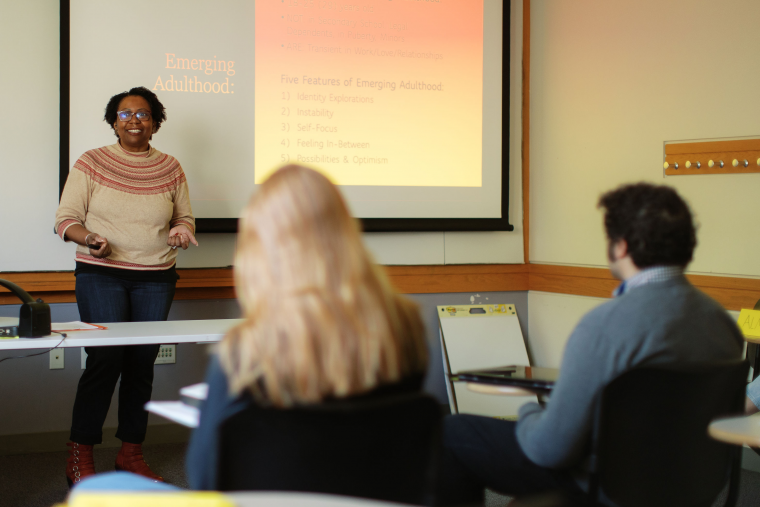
[86,233,112,258]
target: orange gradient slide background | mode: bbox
[255,0,483,187]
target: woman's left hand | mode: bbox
[168,225,199,250]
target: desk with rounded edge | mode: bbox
[708,412,760,447]
[462,365,557,398]
[466,382,536,397]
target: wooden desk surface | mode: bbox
[466,382,537,397]
[708,412,760,447]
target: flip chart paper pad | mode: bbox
[737,309,760,339]
[438,304,535,418]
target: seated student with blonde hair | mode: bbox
[70,164,429,492]
[187,164,429,487]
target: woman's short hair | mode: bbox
[103,86,167,138]
[218,165,428,407]
[598,182,697,269]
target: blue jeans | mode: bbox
[70,273,176,445]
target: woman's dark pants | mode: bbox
[70,273,175,445]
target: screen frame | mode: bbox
[59,0,512,233]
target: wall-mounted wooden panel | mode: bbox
[664,138,760,176]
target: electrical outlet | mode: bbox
[50,349,64,369]
[155,344,176,364]
[81,348,87,369]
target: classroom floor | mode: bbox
[2,443,760,507]
[0,442,188,507]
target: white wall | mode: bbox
[0,0,523,273]
[530,0,760,277]
[526,0,760,359]
[527,291,606,368]
[0,2,69,272]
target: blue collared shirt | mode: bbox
[613,265,684,297]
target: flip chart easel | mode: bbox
[438,304,535,418]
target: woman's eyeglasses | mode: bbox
[117,110,151,122]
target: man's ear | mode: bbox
[612,239,629,260]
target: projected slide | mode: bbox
[70,1,503,221]
[255,1,483,187]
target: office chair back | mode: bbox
[590,360,748,507]
[217,391,442,505]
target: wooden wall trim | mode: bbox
[522,0,531,264]
[528,264,760,311]
[3,264,760,311]
[529,264,618,299]
[386,265,529,294]
[0,265,531,305]
[683,273,760,312]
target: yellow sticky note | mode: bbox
[69,492,235,507]
[737,309,760,338]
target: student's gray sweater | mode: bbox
[516,275,743,470]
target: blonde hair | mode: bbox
[218,165,428,407]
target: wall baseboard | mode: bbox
[0,424,191,456]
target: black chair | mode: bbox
[587,360,749,507]
[216,391,442,505]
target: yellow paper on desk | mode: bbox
[65,491,235,507]
[737,309,760,338]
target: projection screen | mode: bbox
[61,0,511,232]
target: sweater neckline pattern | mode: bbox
[116,141,154,158]
[74,144,185,195]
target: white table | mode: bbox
[708,412,760,447]
[466,382,535,397]
[0,316,240,350]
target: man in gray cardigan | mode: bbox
[438,183,744,505]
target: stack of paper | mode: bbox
[145,401,200,428]
[52,321,107,332]
[180,383,209,408]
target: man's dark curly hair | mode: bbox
[598,183,697,269]
[104,86,167,139]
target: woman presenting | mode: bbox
[55,86,197,486]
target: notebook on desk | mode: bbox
[454,365,559,393]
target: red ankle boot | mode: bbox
[115,442,164,482]
[66,441,96,487]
